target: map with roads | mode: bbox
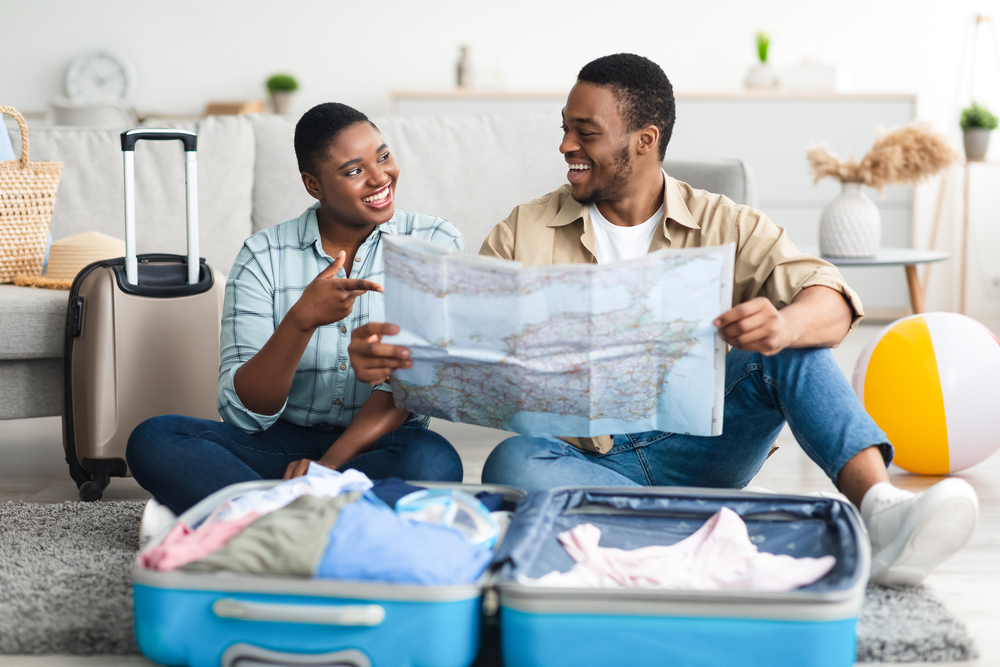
[383,236,734,437]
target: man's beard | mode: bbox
[572,144,633,207]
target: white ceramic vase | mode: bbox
[819,182,881,258]
[271,91,292,115]
[745,63,779,90]
[963,128,990,161]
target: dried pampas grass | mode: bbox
[808,122,957,192]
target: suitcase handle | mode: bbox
[221,643,372,667]
[212,599,386,627]
[120,128,199,286]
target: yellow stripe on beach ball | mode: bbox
[864,317,949,475]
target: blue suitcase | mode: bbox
[132,480,523,667]
[491,487,869,667]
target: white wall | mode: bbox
[3,0,1000,320]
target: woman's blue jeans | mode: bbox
[482,347,892,494]
[127,417,463,515]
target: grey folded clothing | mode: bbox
[183,492,360,576]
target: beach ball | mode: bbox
[852,312,1000,474]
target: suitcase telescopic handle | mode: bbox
[212,599,386,627]
[120,128,199,286]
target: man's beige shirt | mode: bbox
[479,172,864,454]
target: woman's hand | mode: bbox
[348,322,413,384]
[289,251,384,332]
[283,458,335,480]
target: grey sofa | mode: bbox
[1,112,756,421]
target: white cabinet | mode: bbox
[390,91,917,314]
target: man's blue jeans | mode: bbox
[482,347,892,494]
[127,417,463,515]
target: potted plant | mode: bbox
[266,73,299,115]
[959,102,998,161]
[745,31,778,89]
[807,123,956,258]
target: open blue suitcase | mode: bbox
[492,487,870,667]
[133,485,868,667]
[132,480,523,667]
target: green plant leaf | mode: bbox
[266,73,299,93]
[960,102,998,130]
[755,32,770,63]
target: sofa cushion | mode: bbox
[375,113,566,253]
[249,112,568,253]
[0,284,68,360]
[249,114,315,236]
[248,115,759,254]
[0,359,62,419]
[8,115,255,277]
[664,158,758,208]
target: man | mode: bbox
[349,54,977,585]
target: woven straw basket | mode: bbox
[0,106,64,283]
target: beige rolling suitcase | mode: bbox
[62,129,224,501]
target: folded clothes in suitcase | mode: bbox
[491,487,869,667]
[132,479,523,667]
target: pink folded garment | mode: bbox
[522,507,836,592]
[138,511,261,572]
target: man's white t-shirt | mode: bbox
[589,203,664,264]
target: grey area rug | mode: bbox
[0,501,980,662]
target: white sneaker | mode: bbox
[863,478,979,585]
[138,498,178,549]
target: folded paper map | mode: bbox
[383,237,734,437]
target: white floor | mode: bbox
[1,321,999,666]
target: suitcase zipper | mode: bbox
[482,586,500,617]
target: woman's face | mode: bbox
[305,121,400,229]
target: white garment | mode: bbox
[589,203,664,264]
[201,464,373,527]
[519,507,836,592]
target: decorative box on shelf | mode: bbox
[204,101,266,116]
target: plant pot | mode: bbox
[819,182,881,259]
[745,63,779,90]
[270,91,292,115]
[963,128,990,161]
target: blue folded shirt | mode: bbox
[316,492,494,585]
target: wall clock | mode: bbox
[65,49,135,101]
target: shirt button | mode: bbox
[354,257,361,263]
[341,326,347,333]
[340,363,347,370]
[334,399,341,406]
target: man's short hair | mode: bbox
[577,54,675,160]
[294,102,374,176]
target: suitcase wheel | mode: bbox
[79,473,110,502]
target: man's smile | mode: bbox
[567,161,592,183]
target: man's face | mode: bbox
[560,82,633,206]
[306,121,400,228]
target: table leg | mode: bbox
[905,264,925,314]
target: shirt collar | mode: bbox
[546,170,700,233]
[299,202,400,257]
[300,202,323,251]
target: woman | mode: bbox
[127,103,464,521]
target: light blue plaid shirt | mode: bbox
[218,202,465,432]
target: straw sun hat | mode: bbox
[14,231,125,290]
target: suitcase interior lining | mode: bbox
[496,490,863,594]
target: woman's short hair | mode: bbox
[294,102,376,176]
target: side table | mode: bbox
[801,248,950,314]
